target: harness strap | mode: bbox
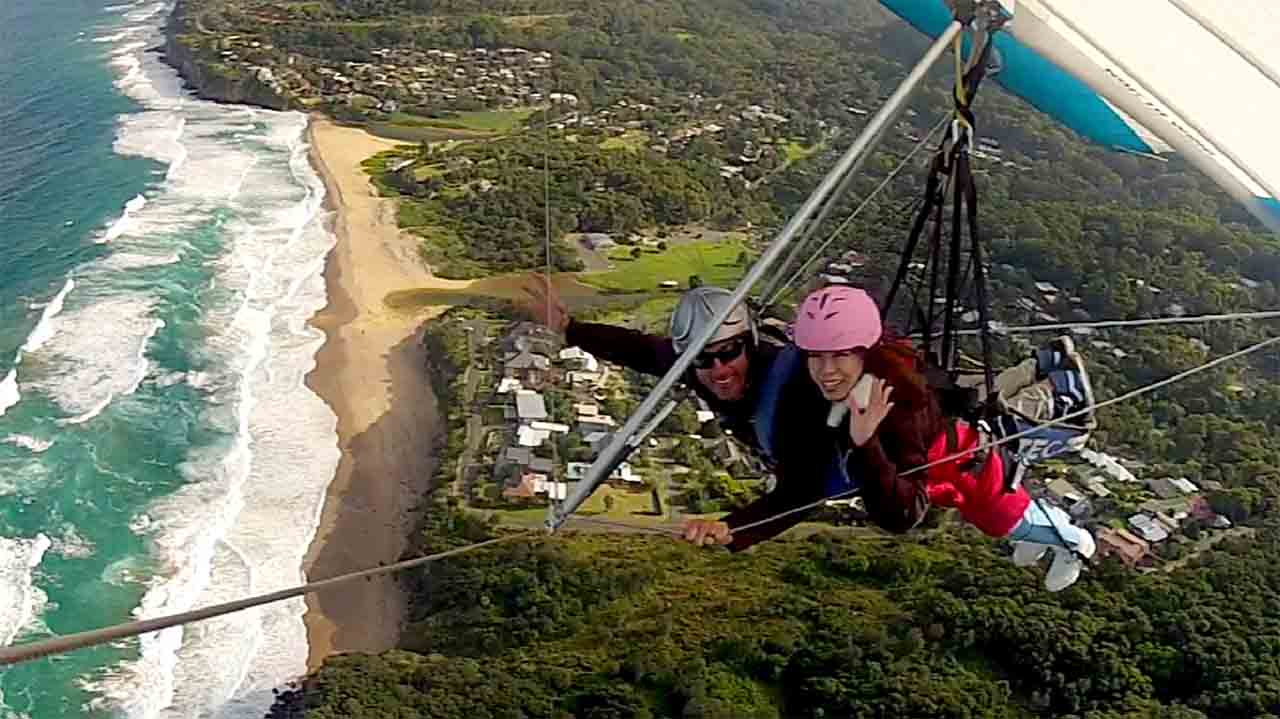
[751,344,804,467]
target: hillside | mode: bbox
[229,0,1280,716]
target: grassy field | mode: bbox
[600,131,649,151]
[366,109,534,143]
[500,13,570,27]
[388,109,535,133]
[487,483,666,528]
[584,296,681,333]
[580,238,749,293]
[782,139,823,163]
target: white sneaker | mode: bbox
[1075,529,1096,559]
[1011,541,1050,567]
[1044,547,1083,592]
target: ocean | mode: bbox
[0,1,341,716]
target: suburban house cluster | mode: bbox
[1024,448,1235,570]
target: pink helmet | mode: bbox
[792,286,882,352]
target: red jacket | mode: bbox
[924,421,1029,538]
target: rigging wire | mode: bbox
[945,309,1280,337]
[0,534,530,667]
[731,333,1280,535]
[763,116,950,309]
[3,332,1276,668]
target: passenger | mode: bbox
[792,285,1096,591]
[521,276,929,550]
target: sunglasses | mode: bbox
[692,336,748,369]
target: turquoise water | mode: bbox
[0,2,340,716]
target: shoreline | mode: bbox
[300,116,452,669]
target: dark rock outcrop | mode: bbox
[161,0,293,111]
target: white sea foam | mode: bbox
[80,5,343,717]
[101,194,149,243]
[1,436,52,454]
[0,535,52,647]
[20,277,74,354]
[0,371,17,419]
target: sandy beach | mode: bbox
[301,117,463,668]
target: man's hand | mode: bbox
[680,519,733,547]
[520,273,570,335]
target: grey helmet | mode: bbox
[669,287,757,355]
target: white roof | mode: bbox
[1170,477,1199,494]
[497,377,523,394]
[530,421,570,433]
[695,410,715,424]
[517,425,551,447]
[515,390,548,420]
[574,402,599,416]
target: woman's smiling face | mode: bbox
[806,348,864,401]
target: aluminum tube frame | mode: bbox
[546,18,965,533]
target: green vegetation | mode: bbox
[238,0,1280,715]
[781,140,822,164]
[387,108,535,133]
[583,239,748,294]
[367,136,767,278]
[275,499,1280,718]
[600,131,649,152]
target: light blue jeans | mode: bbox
[1007,501,1084,550]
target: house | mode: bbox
[1047,479,1085,505]
[568,369,605,386]
[567,461,635,482]
[582,233,615,250]
[574,402,600,417]
[1154,512,1180,533]
[502,446,553,475]
[1188,495,1216,522]
[1080,449,1138,482]
[517,424,551,448]
[1095,527,1149,567]
[503,446,533,467]
[497,377,523,394]
[584,431,613,453]
[1145,478,1182,500]
[1138,497,1192,516]
[530,421,570,434]
[515,390,548,423]
[504,350,552,387]
[1083,477,1113,498]
[1170,477,1198,495]
[1128,514,1170,543]
[502,322,559,357]
[502,474,540,501]
[1034,281,1059,295]
[578,414,617,434]
[560,347,600,373]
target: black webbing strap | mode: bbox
[960,150,996,401]
[883,153,946,314]
[923,181,946,366]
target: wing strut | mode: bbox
[546,12,979,533]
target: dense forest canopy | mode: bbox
[272,501,1280,719]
